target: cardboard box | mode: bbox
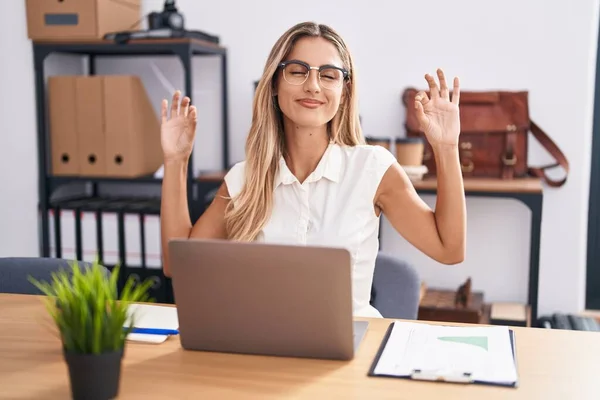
[48,75,163,178]
[490,302,530,327]
[25,0,141,40]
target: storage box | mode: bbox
[490,302,530,327]
[48,75,162,178]
[418,288,487,324]
[25,0,141,40]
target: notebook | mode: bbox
[368,321,518,387]
[125,304,179,344]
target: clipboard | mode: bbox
[367,321,519,388]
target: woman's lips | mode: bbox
[297,98,324,109]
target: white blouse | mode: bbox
[224,143,397,318]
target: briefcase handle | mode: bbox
[528,120,570,187]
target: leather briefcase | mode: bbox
[402,88,570,187]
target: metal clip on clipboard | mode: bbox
[411,369,473,384]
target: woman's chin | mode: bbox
[287,114,332,129]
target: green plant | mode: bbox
[29,260,154,355]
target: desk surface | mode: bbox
[0,294,595,399]
[413,177,543,194]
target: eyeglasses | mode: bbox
[278,60,349,90]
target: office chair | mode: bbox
[0,257,106,295]
[370,253,421,319]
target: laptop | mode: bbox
[168,238,369,361]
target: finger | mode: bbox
[425,73,439,98]
[189,105,197,122]
[414,100,429,130]
[437,68,449,100]
[161,99,168,123]
[414,90,430,106]
[452,76,460,104]
[181,96,190,116]
[171,90,180,117]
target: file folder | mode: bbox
[103,76,163,177]
[124,213,141,266]
[80,211,98,263]
[75,76,106,176]
[368,321,518,388]
[48,76,79,175]
[101,212,119,265]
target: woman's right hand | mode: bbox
[161,90,197,163]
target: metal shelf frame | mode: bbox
[32,39,229,302]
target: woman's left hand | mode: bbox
[414,68,461,147]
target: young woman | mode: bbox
[160,22,466,317]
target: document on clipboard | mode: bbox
[369,321,518,387]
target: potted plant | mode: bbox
[29,260,154,400]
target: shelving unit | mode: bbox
[33,38,229,302]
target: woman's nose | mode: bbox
[303,70,321,93]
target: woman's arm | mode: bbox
[159,91,229,277]
[375,69,466,264]
[160,161,230,277]
[375,147,466,264]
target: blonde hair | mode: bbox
[224,21,364,241]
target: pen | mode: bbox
[127,328,179,335]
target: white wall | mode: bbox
[1,0,598,316]
[0,1,38,257]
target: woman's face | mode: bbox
[275,37,346,129]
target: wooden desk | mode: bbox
[413,177,543,194]
[0,294,596,399]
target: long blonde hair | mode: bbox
[224,22,364,241]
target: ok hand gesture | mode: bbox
[414,69,461,147]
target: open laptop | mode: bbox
[168,238,369,361]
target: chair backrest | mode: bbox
[0,257,102,295]
[370,253,421,319]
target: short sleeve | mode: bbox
[224,161,246,199]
